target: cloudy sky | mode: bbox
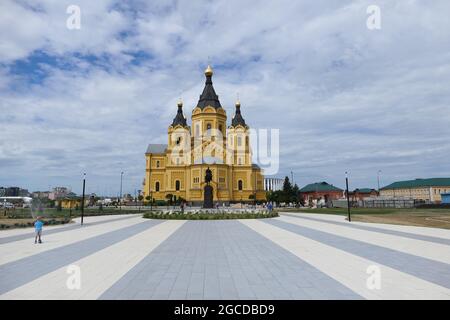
[1,0,449,195]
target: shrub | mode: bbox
[143,210,278,220]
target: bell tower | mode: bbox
[168,100,190,166]
[191,65,227,165]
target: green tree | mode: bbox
[282,176,293,194]
[144,195,151,206]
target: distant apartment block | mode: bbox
[0,187,29,197]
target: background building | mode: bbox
[264,178,284,191]
[380,178,450,203]
[49,187,71,200]
[0,187,29,197]
[143,66,265,205]
[31,191,51,199]
[300,182,344,204]
[350,188,379,201]
[441,193,450,204]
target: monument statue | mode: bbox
[203,167,213,208]
[205,167,212,184]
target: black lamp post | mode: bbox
[81,173,86,225]
[377,170,381,192]
[254,172,257,208]
[150,189,153,211]
[119,171,123,211]
[345,171,351,222]
[138,189,141,212]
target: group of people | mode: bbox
[178,201,275,211]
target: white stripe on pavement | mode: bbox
[0,220,185,300]
[282,212,450,240]
[276,215,450,265]
[240,219,450,300]
[0,215,137,238]
[0,215,144,266]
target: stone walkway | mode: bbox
[1,213,450,300]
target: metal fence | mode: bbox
[357,199,426,208]
[332,199,427,209]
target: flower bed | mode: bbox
[143,209,278,220]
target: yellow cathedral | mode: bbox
[142,65,265,205]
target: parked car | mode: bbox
[0,202,14,209]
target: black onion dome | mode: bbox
[171,101,187,127]
[197,65,222,109]
[231,100,247,127]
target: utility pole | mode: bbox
[345,172,351,222]
[81,173,86,225]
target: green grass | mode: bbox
[2,207,145,219]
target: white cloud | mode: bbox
[1,0,450,193]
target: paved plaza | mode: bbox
[1,213,450,300]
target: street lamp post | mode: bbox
[119,171,123,211]
[150,189,153,211]
[81,173,86,225]
[377,170,382,192]
[345,171,351,222]
[254,172,257,208]
[138,189,141,212]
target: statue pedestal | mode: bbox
[203,185,213,208]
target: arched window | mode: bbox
[238,180,243,191]
[155,182,160,192]
[156,160,160,168]
[175,180,180,191]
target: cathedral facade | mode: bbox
[142,65,265,205]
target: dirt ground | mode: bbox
[280,208,450,230]
[351,213,450,229]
